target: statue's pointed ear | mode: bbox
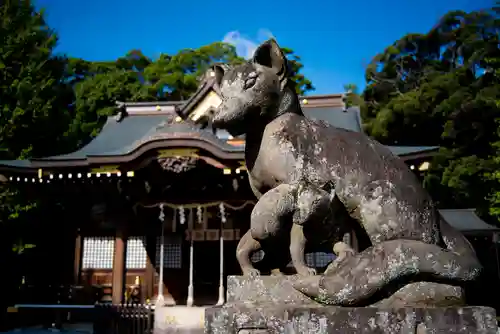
[211,64,229,86]
[252,39,288,81]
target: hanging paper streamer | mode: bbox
[136,200,255,211]
[219,202,226,224]
[159,203,165,222]
[179,206,186,225]
[196,206,203,224]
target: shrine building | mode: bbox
[0,74,498,307]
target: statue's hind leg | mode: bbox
[290,224,317,276]
[290,183,338,276]
[236,231,289,277]
[236,184,296,276]
[236,230,262,277]
[293,239,482,306]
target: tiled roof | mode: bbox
[28,104,435,162]
[36,115,167,160]
[0,108,438,169]
[439,209,499,232]
[304,106,363,133]
[0,78,439,169]
[34,114,241,161]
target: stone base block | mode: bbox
[154,306,205,334]
[226,275,320,305]
[205,303,498,333]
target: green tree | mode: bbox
[342,84,364,109]
[484,51,500,219]
[143,42,244,101]
[281,47,315,95]
[69,42,315,147]
[66,66,150,147]
[65,42,245,147]
[0,0,73,223]
[0,0,72,159]
[0,0,73,308]
[359,5,500,221]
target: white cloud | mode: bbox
[222,29,275,59]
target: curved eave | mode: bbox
[84,137,244,164]
[0,166,38,174]
[0,141,440,174]
[0,137,244,173]
[389,146,439,161]
[439,209,500,235]
[0,160,40,175]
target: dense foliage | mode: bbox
[65,44,313,149]
[0,0,72,160]
[347,4,500,222]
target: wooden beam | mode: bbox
[112,228,127,304]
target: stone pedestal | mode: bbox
[204,276,499,334]
[155,306,205,334]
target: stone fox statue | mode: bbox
[209,39,482,306]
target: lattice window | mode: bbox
[126,237,147,269]
[156,236,182,269]
[251,250,264,263]
[310,252,336,268]
[250,250,335,268]
[287,252,336,268]
[82,237,115,269]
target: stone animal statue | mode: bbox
[208,38,482,306]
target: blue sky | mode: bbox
[35,0,492,95]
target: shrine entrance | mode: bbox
[193,240,220,305]
[161,202,252,306]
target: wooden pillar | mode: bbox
[144,234,156,303]
[112,228,127,304]
[73,230,82,285]
[145,259,155,302]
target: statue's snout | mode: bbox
[211,103,236,130]
[211,110,226,129]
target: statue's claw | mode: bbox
[271,269,285,277]
[243,268,261,277]
[333,241,356,258]
[325,242,356,275]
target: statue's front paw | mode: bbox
[324,261,340,275]
[333,242,356,258]
[296,266,317,276]
[243,268,261,277]
[271,269,285,277]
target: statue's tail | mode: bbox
[293,238,482,306]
